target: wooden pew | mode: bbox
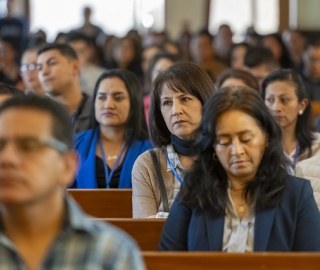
[311,101,320,120]
[68,189,132,218]
[93,218,165,251]
[142,252,320,270]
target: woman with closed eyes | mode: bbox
[71,69,152,188]
[159,86,320,252]
[132,62,215,218]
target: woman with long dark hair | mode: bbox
[262,69,320,173]
[72,69,152,188]
[159,86,320,251]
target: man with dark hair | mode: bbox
[302,39,320,100]
[244,47,280,89]
[65,31,105,95]
[0,95,145,269]
[37,43,91,133]
[0,82,24,104]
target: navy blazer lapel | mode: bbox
[254,206,277,251]
[205,212,225,251]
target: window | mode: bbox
[29,0,165,42]
[30,0,135,41]
[209,0,279,42]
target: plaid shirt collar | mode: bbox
[0,194,94,243]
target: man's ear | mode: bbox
[71,59,81,76]
[60,150,79,187]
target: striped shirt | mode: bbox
[0,196,145,270]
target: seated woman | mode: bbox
[132,62,215,218]
[72,69,152,188]
[215,68,259,91]
[262,69,320,174]
[159,86,320,251]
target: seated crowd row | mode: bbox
[0,42,319,255]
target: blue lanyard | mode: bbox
[286,142,300,175]
[98,137,127,188]
[167,156,183,184]
[293,142,300,168]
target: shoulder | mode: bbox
[296,156,320,193]
[133,147,165,167]
[134,139,153,149]
[286,175,310,190]
[283,175,313,201]
[83,219,143,266]
[132,147,167,180]
[74,130,93,150]
[87,219,139,248]
[74,130,92,143]
[68,198,141,256]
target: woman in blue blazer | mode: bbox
[72,69,152,188]
[159,86,320,251]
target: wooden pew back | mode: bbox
[311,101,320,120]
[94,218,165,251]
[68,189,132,218]
[142,252,320,270]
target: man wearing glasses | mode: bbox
[20,47,45,95]
[0,95,145,269]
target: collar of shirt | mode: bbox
[0,194,95,250]
[166,144,184,172]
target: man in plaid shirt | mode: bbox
[0,95,145,270]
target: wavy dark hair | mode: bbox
[149,61,215,147]
[85,69,148,156]
[215,68,259,91]
[180,86,289,216]
[261,69,315,158]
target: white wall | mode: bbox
[165,0,207,41]
[297,0,320,29]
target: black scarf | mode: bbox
[170,134,196,156]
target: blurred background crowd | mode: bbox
[1,0,320,101]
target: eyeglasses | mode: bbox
[20,63,37,73]
[0,136,68,154]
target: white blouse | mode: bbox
[222,188,255,252]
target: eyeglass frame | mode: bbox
[20,63,38,73]
[0,136,69,155]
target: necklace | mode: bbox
[232,198,246,213]
[230,188,244,192]
[106,155,118,161]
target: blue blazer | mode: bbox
[159,176,320,251]
[72,128,153,188]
